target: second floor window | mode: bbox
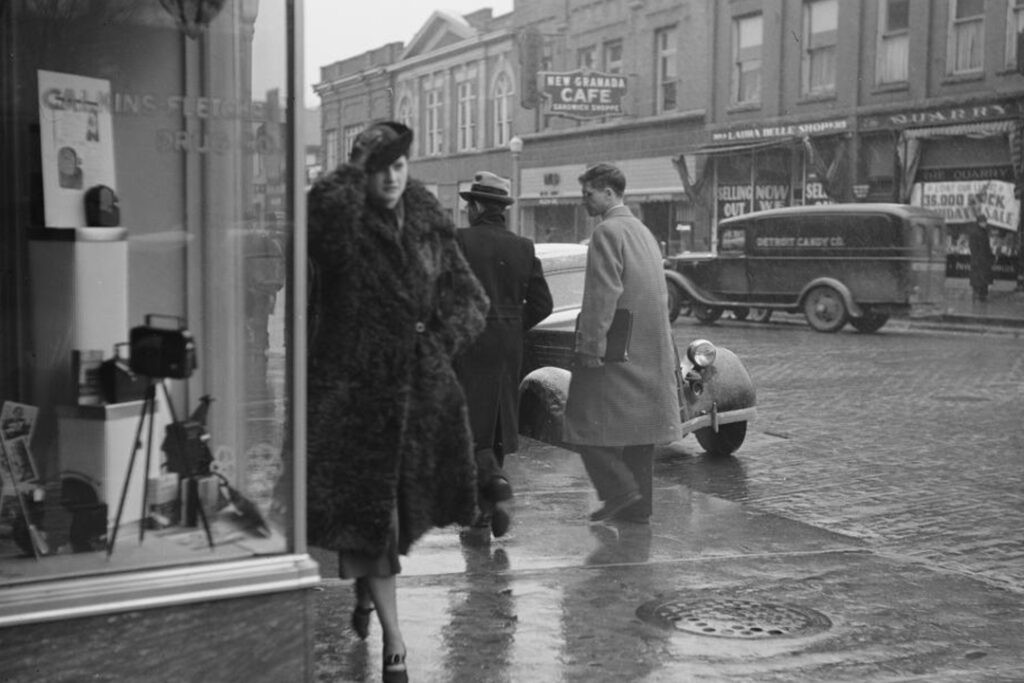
[426,86,443,156]
[342,124,364,165]
[802,0,838,95]
[948,0,984,75]
[655,26,678,113]
[324,128,338,171]
[493,72,514,148]
[457,80,477,151]
[396,97,414,157]
[603,40,623,74]
[1004,0,1024,69]
[578,45,596,69]
[732,13,762,105]
[877,0,910,84]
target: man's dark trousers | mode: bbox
[577,444,654,518]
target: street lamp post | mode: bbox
[509,135,523,236]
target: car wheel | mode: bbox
[849,312,889,333]
[667,282,686,323]
[731,307,750,321]
[692,303,723,324]
[748,308,772,323]
[803,286,847,333]
[695,422,747,456]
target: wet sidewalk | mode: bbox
[309,440,1024,682]
[910,277,1024,331]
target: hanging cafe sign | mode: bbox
[539,70,628,119]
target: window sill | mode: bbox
[871,81,910,94]
[941,72,984,86]
[727,102,761,114]
[797,92,837,105]
[0,553,320,628]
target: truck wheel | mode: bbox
[731,307,750,321]
[667,282,685,322]
[803,286,847,332]
[849,312,889,333]
[749,308,772,323]
[695,422,747,456]
[692,303,722,324]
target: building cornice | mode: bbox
[314,28,515,94]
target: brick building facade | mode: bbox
[315,0,1024,275]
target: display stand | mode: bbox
[29,227,133,534]
[56,399,171,527]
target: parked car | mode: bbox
[518,243,756,457]
[664,203,947,333]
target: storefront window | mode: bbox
[1,1,301,592]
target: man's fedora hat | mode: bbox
[459,171,515,205]
[349,121,413,173]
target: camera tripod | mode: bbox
[106,378,214,558]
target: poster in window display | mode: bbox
[0,402,40,500]
[37,70,117,228]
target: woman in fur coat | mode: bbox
[306,121,487,682]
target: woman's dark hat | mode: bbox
[459,171,515,205]
[349,121,413,172]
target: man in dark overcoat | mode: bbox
[455,171,552,540]
[565,163,681,524]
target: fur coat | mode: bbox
[306,164,488,556]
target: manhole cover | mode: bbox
[637,597,831,639]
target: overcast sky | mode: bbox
[302,0,514,108]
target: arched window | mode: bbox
[396,95,414,157]
[492,71,514,148]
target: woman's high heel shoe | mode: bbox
[382,652,408,683]
[350,605,374,640]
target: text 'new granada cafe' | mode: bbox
[1,2,317,679]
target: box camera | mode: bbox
[129,314,197,379]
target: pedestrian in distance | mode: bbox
[306,120,489,683]
[968,214,994,302]
[565,163,681,524]
[454,171,553,544]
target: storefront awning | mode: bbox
[902,120,1016,140]
[694,137,803,156]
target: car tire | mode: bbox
[803,286,847,333]
[695,422,747,456]
[748,308,772,323]
[692,303,722,324]
[667,282,686,323]
[849,312,889,333]
[731,307,750,321]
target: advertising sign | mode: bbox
[37,70,117,227]
[911,179,1019,231]
[539,70,627,119]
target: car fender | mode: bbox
[518,366,571,445]
[519,347,758,447]
[679,346,757,435]
[798,277,864,318]
[663,270,721,307]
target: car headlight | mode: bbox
[687,339,717,368]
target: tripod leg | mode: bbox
[195,478,215,550]
[138,386,158,544]
[161,382,215,549]
[107,383,154,558]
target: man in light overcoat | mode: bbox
[564,163,681,523]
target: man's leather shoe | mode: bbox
[589,491,643,523]
[482,476,513,503]
[490,504,511,538]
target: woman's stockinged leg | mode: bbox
[366,574,405,655]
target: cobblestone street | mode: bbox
[667,317,1024,592]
